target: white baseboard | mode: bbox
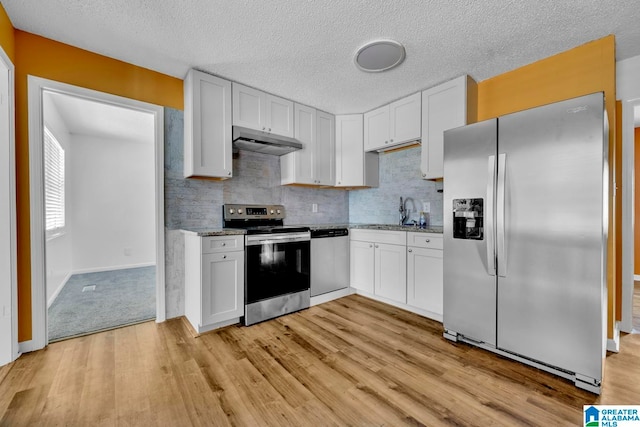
[607,335,620,353]
[634,275,640,281]
[351,288,443,323]
[71,262,155,275]
[18,339,36,354]
[310,287,353,306]
[47,271,71,308]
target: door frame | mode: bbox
[24,76,166,352]
[0,46,18,365]
[621,97,640,333]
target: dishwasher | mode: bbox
[310,228,350,297]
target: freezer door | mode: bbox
[496,93,606,381]
[443,119,498,345]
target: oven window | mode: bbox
[245,240,310,304]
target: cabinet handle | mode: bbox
[390,139,394,142]
[221,242,226,246]
[425,239,430,243]
[262,127,266,131]
[422,173,426,177]
[223,255,227,259]
[269,128,271,132]
[408,248,412,253]
[385,140,388,144]
[374,244,379,248]
[228,171,231,176]
[369,244,373,248]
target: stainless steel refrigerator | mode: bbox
[442,92,608,394]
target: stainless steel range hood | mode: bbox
[232,126,303,156]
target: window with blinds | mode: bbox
[44,127,65,237]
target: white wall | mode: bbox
[616,54,640,333]
[69,133,155,272]
[43,93,73,306]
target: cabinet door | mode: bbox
[201,251,244,326]
[335,114,364,187]
[390,92,421,145]
[184,70,232,178]
[374,243,407,304]
[407,247,443,316]
[350,240,374,293]
[293,103,316,184]
[421,76,467,179]
[266,94,294,137]
[364,105,389,151]
[232,83,265,131]
[315,111,335,185]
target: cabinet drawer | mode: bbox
[407,232,443,250]
[201,235,244,253]
[350,229,406,246]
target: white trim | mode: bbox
[634,275,640,282]
[0,46,18,365]
[70,262,156,276]
[28,76,166,351]
[351,288,443,323]
[621,97,640,333]
[310,287,354,306]
[18,339,37,354]
[47,271,71,308]
[607,325,620,353]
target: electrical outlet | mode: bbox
[312,203,318,213]
[423,202,430,213]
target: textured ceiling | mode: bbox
[45,91,154,144]
[4,1,640,114]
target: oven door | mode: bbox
[245,233,310,304]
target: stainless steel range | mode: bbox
[223,204,310,326]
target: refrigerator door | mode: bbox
[496,93,606,380]
[443,119,498,345]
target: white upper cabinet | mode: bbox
[421,75,477,180]
[281,104,334,186]
[232,82,294,137]
[364,92,421,152]
[315,110,335,185]
[335,114,379,188]
[184,69,233,179]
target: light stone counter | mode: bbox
[180,228,246,237]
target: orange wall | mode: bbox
[635,128,640,275]
[14,30,183,341]
[477,35,618,338]
[0,2,14,61]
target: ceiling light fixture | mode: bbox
[354,39,406,73]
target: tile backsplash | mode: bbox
[164,108,349,230]
[348,146,443,226]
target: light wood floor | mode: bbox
[1,295,639,426]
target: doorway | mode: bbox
[26,77,165,351]
[43,91,157,341]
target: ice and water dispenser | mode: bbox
[452,198,483,240]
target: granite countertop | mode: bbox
[180,224,443,236]
[180,227,246,237]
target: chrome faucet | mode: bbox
[399,197,407,225]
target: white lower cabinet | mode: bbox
[350,229,406,305]
[184,234,244,333]
[407,232,443,319]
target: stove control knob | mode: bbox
[276,209,281,214]
[229,208,235,214]
[270,209,275,214]
[237,208,243,214]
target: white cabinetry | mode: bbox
[350,229,407,304]
[421,75,477,180]
[407,232,443,320]
[335,114,379,188]
[232,83,294,137]
[184,69,232,179]
[364,92,421,152]
[281,105,334,186]
[184,234,244,333]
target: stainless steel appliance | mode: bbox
[443,93,607,394]
[232,126,303,156]
[310,228,349,297]
[223,204,310,325]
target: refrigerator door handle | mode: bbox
[486,155,496,276]
[496,153,507,277]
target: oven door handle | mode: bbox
[245,232,311,246]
